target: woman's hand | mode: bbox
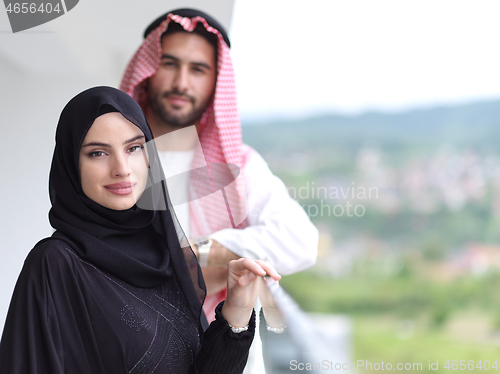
[221,258,281,328]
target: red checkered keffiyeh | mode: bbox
[121,13,250,320]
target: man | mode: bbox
[121,8,318,320]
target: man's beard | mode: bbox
[148,90,208,129]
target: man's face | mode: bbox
[147,32,217,128]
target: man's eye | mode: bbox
[161,60,176,67]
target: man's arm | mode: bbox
[208,148,318,274]
[191,148,318,295]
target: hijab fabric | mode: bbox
[48,86,206,321]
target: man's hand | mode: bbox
[191,239,241,295]
[259,277,286,329]
[221,258,281,328]
[200,267,227,295]
[191,239,240,266]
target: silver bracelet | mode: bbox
[229,324,249,333]
[266,325,287,334]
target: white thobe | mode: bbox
[159,147,318,275]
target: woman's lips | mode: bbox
[104,182,136,195]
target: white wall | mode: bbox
[0,0,235,334]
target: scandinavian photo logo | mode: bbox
[3,0,79,33]
[288,181,379,218]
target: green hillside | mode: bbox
[242,99,500,151]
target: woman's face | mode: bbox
[79,112,149,210]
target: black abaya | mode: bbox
[1,240,254,374]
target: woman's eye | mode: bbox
[88,151,106,157]
[128,145,144,154]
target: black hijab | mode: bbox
[48,86,206,321]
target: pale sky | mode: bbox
[230,0,500,120]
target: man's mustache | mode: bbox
[161,91,195,104]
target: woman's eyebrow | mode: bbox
[81,141,110,148]
[124,135,145,144]
[81,135,145,148]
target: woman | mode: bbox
[0,86,280,374]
